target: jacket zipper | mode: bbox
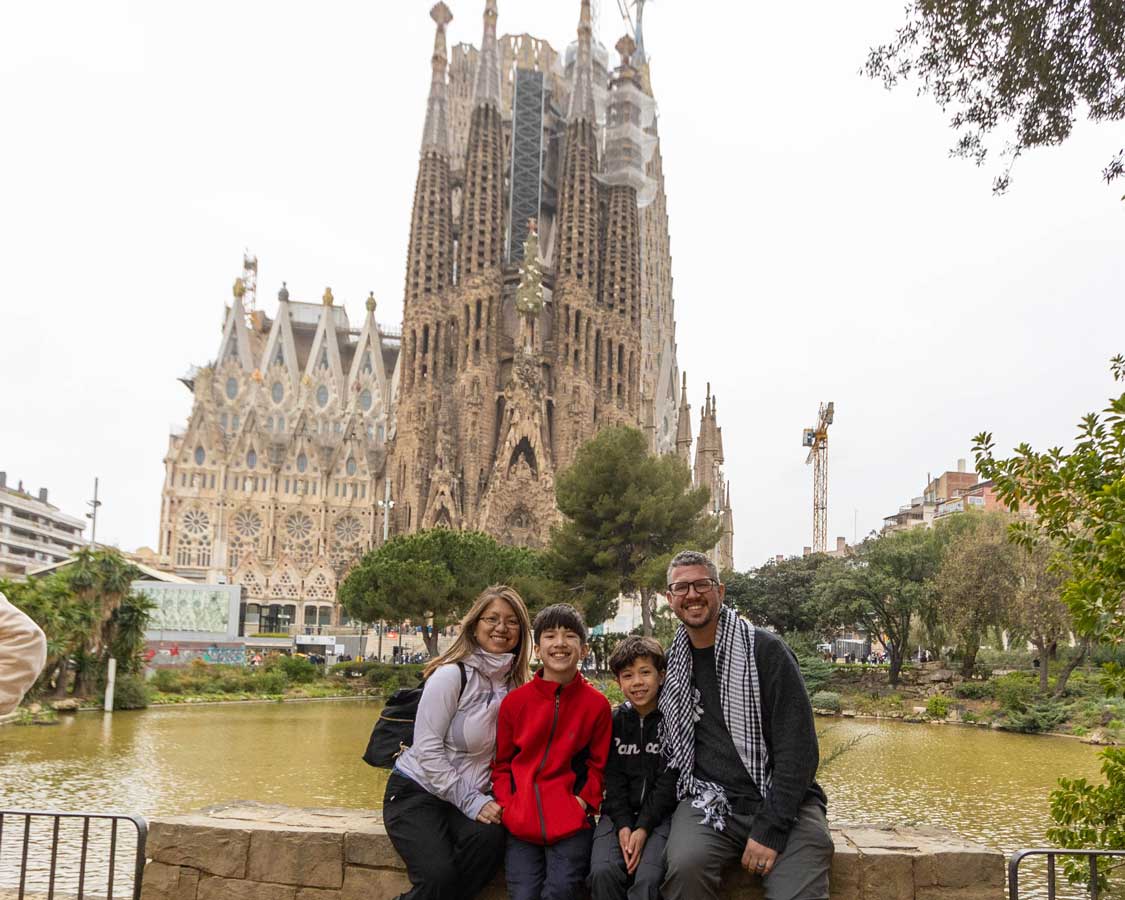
[638,714,648,805]
[534,686,561,844]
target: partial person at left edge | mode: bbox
[0,591,48,715]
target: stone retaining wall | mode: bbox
[142,803,1005,900]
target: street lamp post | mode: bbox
[376,480,396,662]
[86,477,102,547]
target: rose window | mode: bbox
[233,510,262,539]
[334,515,361,544]
[181,509,211,536]
[286,512,314,541]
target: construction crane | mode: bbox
[802,401,835,554]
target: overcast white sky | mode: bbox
[2,1,1122,569]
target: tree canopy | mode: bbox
[725,553,831,636]
[3,548,154,698]
[975,355,1125,693]
[338,529,554,655]
[549,426,722,634]
[866,1,1125,192]
[934,511,1018,676]
[815,527,941,683]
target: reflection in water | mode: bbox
[0,701,1108,897]
[816,719,1104,853]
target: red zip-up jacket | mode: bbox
[491,670,612,845]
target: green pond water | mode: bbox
[0,698,1109,896]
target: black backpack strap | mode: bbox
[457,660,468,701]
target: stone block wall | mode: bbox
[142,804,1005,900]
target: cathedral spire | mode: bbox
[473,0,501,109]
[420,3,453,159]
[555,0,601,292]
[457,0,505,279]
[404,3,455,308]
[568,0,596,123]
[675,371,693,464]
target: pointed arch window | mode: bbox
[318,347,329,370]
[225,377,238,400]
[362,352,373,374]
[247,450,257,469]
[278,416,285,432]
[316,385,330,408]
[346,457,357,476]
[194,446,206,465]
[297,453,308,473]
[273,345,285,366]
[360,389,373,411]
[271,382,284,404]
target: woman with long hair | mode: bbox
[383,584,533,900]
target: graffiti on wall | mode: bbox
[144,642,247,667]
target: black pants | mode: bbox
[382,771,506,900]
[505,827,594,900]
[588,815,671,900]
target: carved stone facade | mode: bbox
[389,1,734,562]
[158,2,735,626]
[158,274,397,631]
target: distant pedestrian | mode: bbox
[0,591,48,715]
[383,586,533,900]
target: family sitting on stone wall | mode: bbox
[380,549,832,900]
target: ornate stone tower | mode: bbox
[383,0,734,557]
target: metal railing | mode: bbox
[1009,849,1125,900]
[0,811,147,900]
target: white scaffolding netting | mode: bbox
[600,79,657,207]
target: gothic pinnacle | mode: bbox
[366,291,376,314]
[615,34,636,69]
[568,0,596,123]
[420,3,452,157]
[473,0,501,108]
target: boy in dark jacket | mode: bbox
[589,636,678,900]
[492,604,613,900]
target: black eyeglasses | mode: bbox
[667,578,719,597]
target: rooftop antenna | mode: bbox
[86,477,102,548]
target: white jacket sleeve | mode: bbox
[410,664,489,819]
[0,592,48,715]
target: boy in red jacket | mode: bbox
[492,603,613,900]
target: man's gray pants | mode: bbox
[662,798,833,900]
[589,815,671,900]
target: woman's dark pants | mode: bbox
[382,771,506,900]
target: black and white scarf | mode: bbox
[659,605,771,831]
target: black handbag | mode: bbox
[362,661,467,768]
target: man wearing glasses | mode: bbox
[658,550,831,900]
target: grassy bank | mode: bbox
[809,666,1124,742]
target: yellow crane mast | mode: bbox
[802,401,835,554]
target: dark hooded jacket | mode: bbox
[602,701,678,833]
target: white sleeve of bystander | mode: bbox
[0,592,48,716]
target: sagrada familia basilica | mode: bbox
[157,0,734,630]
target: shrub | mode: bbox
[111,674,150,710]
[994,673,1036,712]
[365,663,424,694]
[925,694,952,719]
[799,656,835,695]
[811,691,841,712]
[272,655,319,684]
[1001,700,1069,733]
[962,710,978,723]
[151,669,183,693]
[255,671,288,694]
[953,681,994,700]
